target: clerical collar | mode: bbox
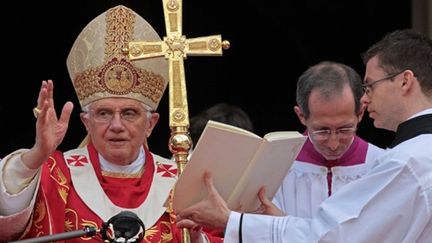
[389,111,432,148]
[297,133,368,167]
[99,147,145,173]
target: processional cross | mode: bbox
[125,0,229,241]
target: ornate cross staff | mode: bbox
[124,0,229,241]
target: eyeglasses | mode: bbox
[362,71,403,96]
[87,107,150,123]
[309,127,357,142]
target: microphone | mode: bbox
[101,211,146,243]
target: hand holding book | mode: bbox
[172,120,307,213]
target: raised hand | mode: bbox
[22,80,74,169]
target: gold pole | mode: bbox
[169,126,191,242]
[127,1,229,241]
[167,56,192,242]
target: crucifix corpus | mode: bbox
[124,0,229,242]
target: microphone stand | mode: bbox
[10,211,143,243]
[9,226,97,243]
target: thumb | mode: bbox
[258,186,269,203]
[258,186,274,208]
[204,171,217,195]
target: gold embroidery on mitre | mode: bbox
[74,58,165,105]
[72,6,166,107]
[105,6,134,59]
[102,60,135,93]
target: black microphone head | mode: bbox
[102,211,145,242]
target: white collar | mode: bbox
[99,147,145,174]
[65,147,176,226]
[408,108,432,120]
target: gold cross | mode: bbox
[124,1,229,241]
[127,0,229,129]
[126,0,229,161]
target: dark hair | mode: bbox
[361,29,432,96]
[296,61,363,119]
[189,103,254,145]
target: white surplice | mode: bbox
[224,111,432,243]
[273,135,384,218]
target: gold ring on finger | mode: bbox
[33,107,41,118]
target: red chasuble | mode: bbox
[20,144,222,242]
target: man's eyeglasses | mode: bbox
[362,71,403,95]
[309,127,357,142]
[87,107,150,123]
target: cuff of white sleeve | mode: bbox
[224,211,242,242]
[2,149,39,194]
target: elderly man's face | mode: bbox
[81,98,159,165]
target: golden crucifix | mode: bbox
[125,0,229,241]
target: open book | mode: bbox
[172,120,307,213]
